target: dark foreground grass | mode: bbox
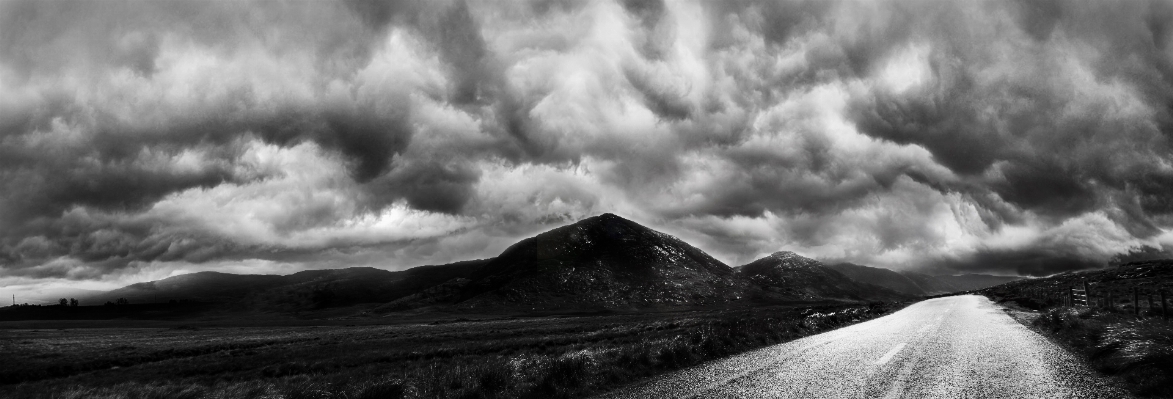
[1034,307,1173,398]
[2,302,903,399]
[988,295,1173,398]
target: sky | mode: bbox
[3,0,1173,296]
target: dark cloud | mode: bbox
[849,85,1005,175]
[250,107,414,183]
[369,159,481,213]
[1013,0,1064,42]
[925,248,1103,277]
[844,0,1173,232]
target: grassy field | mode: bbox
[1,302,904,399]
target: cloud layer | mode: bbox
[3,0,1173,290]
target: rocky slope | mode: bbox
[445,213,750,310]
[739,253,904,301]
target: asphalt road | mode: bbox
[598,295,1131,399]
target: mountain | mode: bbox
[826,263,1022,296]
[825,263,929,297]
[934,274,1022,291]
[85,272,286,304]
[250,261,484,310]
[738,253,905,301]
[66,213,922,315]
[434,213,750,310]
[81,261,486,309]
[16,288,105,306]
[900,271,964,294]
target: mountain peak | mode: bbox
[453,212,743,309]
[576,212,636,228]
[758,251,820,268]
[739,252,902,301]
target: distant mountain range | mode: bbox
[61,214,1018,313]
[738,252,905,302]
[80,261,484,310]
[826,263,1021,296]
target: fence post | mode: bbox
[1106,290,1113,312]
[1133,286,1140,317]
[1148,294,1154,318]
[1083,281,1090,308]
[1162,290,1168,320]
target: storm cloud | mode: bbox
[2,0,1173,292]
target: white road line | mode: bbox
[874,343,907,365]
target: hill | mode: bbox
[49,213,926,317]
[84,272,286,304]
[824,263,929,296]
[826,263,1021,296]
[738,253,905,301]
[980,259,1173,307]
[934,274,1021,291]
[248,261,485,311]
[79,261,486,310]
[414,213,750,310]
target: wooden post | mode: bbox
[1106,291,1113,311]
[1083,281,1090,308]
[1162,290,1168,320]
[1133,286,1140,317]
[1148,294,1154,317]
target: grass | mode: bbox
[978,259,1173,397]
[1031,307,1173,398]
[1,302,904,399]
[983,289,1173,398]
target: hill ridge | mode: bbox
[68,214,1029,314]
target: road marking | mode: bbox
[874,343,906,365]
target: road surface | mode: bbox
[598,295,1130,399]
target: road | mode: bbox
[598,295,1131,399]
